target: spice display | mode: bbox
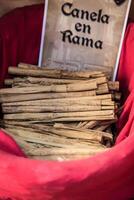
[0,63,121,161]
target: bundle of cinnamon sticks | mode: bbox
[0,63,121,161]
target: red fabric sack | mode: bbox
[0,4,134,200]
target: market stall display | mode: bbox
[0,2,134,200]
[0,63,121,160]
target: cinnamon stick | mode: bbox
[26,147,108,156]
[2,105,115,114]
[4,79,13,86]
[2,97,114,107]
[4,125,107,148]
[4,110,115,121]
[12,76,106,86]
[0,92,113,104]
[77,121,99,129]
[0,81,97,94]
[108,81,119,91]
[9,66,104,79]
[0,91,96,103]
[4,122,112,144]
[96,83,109,94]
[4,127,91,148]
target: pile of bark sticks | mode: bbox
[0,63,121,161]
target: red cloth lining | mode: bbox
[0,4,134,200]
[0,4,44,88]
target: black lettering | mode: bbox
[81,38,93,48]
[60,30,73,43]
[62,4,110,25]
[75,23,82,32]
[83,24,91,34]
[101,15,110,24]
[72,8,79,18]
[61,2,72,16]
[81,10,89,20]
[72,36,80,45]
[61,30,103,50]
[95,40,103,49]
[97,9,102,23]
[90,12,97,21]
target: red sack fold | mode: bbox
[0,4,134,200]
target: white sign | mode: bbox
[39,0,131,79]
